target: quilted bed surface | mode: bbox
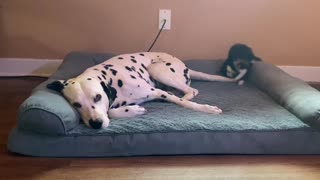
[67,81,308,135]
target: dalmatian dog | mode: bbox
[47,52,245,129]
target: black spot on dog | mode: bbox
[166,63,171,66]
[118,79,123,87]
[131,66,136,71]
[125,109,129,112]
[141,63,147,70]
[94,68,99,71]
[170,68,175,73]
[180,98,183,101]
[101,70,107,75]
[100,82,117,107]
[73,102,82,108]
[102,74,106,80]
[185,77,190,84]
[146,95,149,99]
[130,93,133,96]
[131,56,135,58]
[110,69,118,76]
[149,76,154,82]
[104,64,113,70]
[184,68,189,74]
[125,66,132,71]
[91,106,95,109]
[137,72,143,78]
[131,59,137,63]
[130,75,136,79]
[94,94,102,103]
[64,83,69,86]
[128,103,136,106]
[87,78,92,80]
[118,57,124,59]
[121,101,127,106]
[72,82,75,84]
[139,68,144,74]
[151,88,155,91]
[161,95,167,99]
[137,85,140,87]
[108,78,113,86]
[140,53,144,56]
[112,103,120,109]
[97,76,102,81]
[183,68,190,84]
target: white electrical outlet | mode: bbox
[159,9,171,30]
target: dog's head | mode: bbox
[47,77,112,129]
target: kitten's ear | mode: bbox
[47,80,64,93]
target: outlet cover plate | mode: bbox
[159,9,171,30]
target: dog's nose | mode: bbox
[89,119,103,129]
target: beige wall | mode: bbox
[1,0,320,66]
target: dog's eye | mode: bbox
[73,102,82,108]
[94,94,102,103]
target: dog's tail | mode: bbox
[189,69,247,82]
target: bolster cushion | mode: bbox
[249,62,320,129]
[18,89,80,135]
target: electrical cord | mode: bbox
[147,19,167,52]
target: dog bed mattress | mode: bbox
[7,52,320,157]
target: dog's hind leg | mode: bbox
[147,62,199,100]
[148,88,222,114]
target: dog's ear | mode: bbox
[47,80,64,93]
[252,56,262,61]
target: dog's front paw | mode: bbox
[126,105,147,116]
[202,104,222,114]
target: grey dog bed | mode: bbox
[7,52,320,157]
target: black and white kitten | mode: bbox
[220,43,261,85]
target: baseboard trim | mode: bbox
[0,58,62,77]
[0,58,319,82]
[278,65,320,82]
